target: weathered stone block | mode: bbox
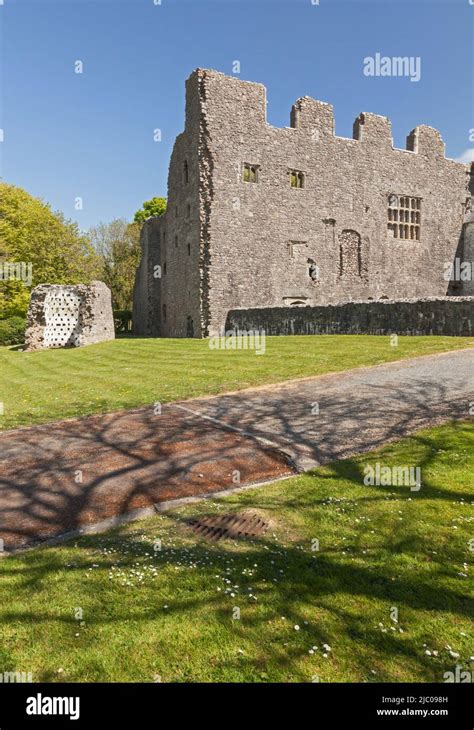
[25,281,115,351]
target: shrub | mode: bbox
[0,316,27,346]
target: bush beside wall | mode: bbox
[0,317,27,346]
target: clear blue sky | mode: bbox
[1,0,472,230]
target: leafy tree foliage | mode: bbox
[89,219,141,310]
[0,183,100,318]
[133,196,167,223]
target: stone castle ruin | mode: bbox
[26,281,115,351]
[133,69,474,338]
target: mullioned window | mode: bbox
[388,195,421,240]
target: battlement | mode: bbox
[186,68,267,134]
[406,125,446,157]
[353,112,392,148]
[290,97,335,138]
[185,68,453,159]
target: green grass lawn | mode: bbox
[1,421,472,683]
[0,335,472,430]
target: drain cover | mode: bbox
[187,512,269,542]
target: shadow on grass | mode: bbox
[1,478,472,682]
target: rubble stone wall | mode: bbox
[25,281,115,351]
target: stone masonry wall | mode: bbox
[133,68,473,338]
[461,218,474,296]
[226,297,474,337]
[132,217,162,336]
[202,71,471,336]
[133,73,204,338]
[25,281,115,351]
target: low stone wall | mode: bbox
[225,297,474,337]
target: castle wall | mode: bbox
[133,69,472,338]
[197,70,471,336]
[133,74,204,338]
[132,217,162,336]
[158,130,202,337]
[226,297,474,338]
[461,219,474,296]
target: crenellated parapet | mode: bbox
[181,69,456,163]
[186,68,267,134]
[290,97,335,139]
[406,125,445,157]
[353,112,393,148]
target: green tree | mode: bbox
[89,219,141,310]
[0,183,100,318]
[133,196,167,224]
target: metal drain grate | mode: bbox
[187,513,269,542]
